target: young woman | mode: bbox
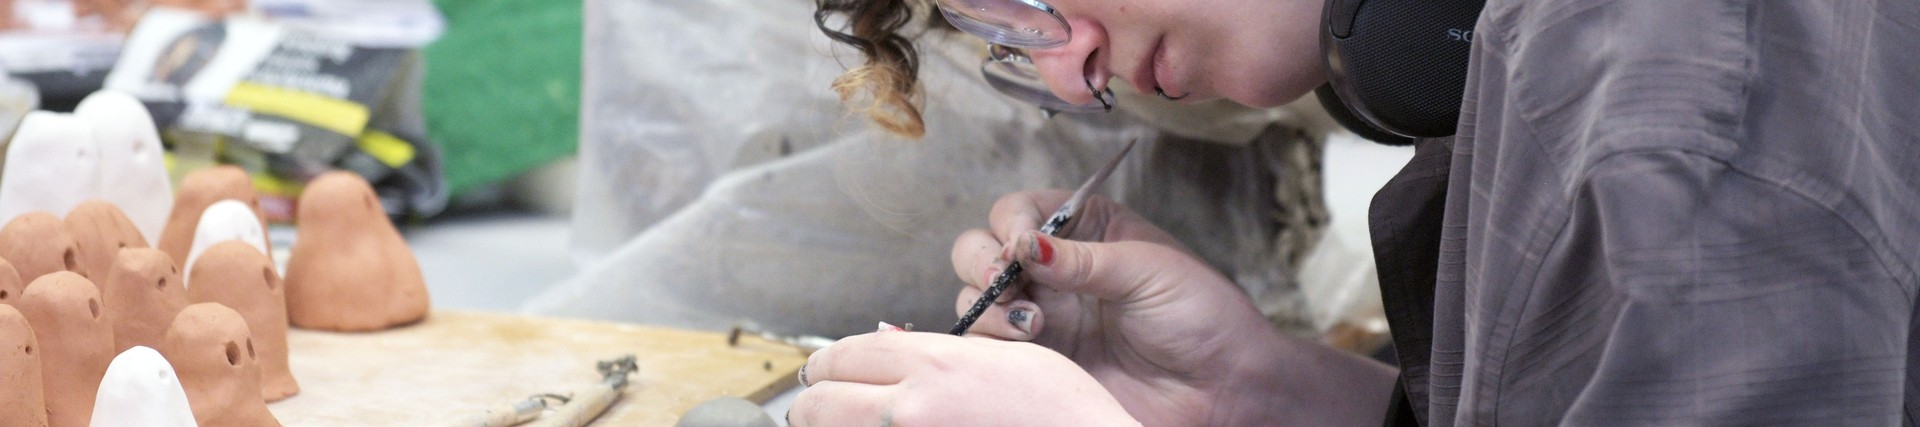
[794,0,1920,425]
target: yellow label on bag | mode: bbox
[224,82,371,136]
[356,130,416,168]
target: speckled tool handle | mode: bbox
[527,385,619,427]
[947,139,1135,336]
[441,396,547,427]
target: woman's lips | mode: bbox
[1131,35,1173,96]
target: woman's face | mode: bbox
[1024,0,1325,108]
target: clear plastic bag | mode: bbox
[537,0,1359,338]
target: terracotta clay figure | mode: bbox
[159,166,266,271]
[63,200,151,282]
[15,272,112,427]
[104,248,187,353]
[0,304,48,427]
[0,112,98,222]
[182,199,271,286]
[74,91,173,244]
[0,258,22,307]
[90,346,196,427]
[284,171,429,331]
[160,303,282,427]
[187,241,297,400]
[0,212,83,284]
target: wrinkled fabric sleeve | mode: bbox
[1558,146,1911,425]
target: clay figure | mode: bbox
[74,91,173,244]
[90,346,196,427]
[104,248,187,353]
[0,212,83,284]
[0,258,22,307]
[160,303,282,427]
[0,112,99,223]
[182,199,270,287]
[15,272,112,427]
[0,304,47,427]
[187,241,297,400]
[159,166,266,271]
[285,171,429,331]
[63,200,151,282]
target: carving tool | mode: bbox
[949,139,1136,335]
[527,355,639,427]
[441,355,638,427]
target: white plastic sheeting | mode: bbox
[533,0,1359,338]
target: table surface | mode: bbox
[267,310,806,426]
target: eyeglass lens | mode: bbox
[934,0,1070,49]
[935,0,1111,113]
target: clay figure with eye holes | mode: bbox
[0,304,48,427]
[160,303,282,427]
[160,166,267,272]
[73,91,174,245]
[182,199,271,288]
[64,200,151,283]
[15,272,113,427]
[0,212,84,285]
[0,112,99,222]
[90,346,197,427]
[103,248,187,353]
[285,171,429,331]
[188,240,297,401]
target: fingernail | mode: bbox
[1008,309,1033,335]
[1025,234,1054,266]
[797,364,809,387]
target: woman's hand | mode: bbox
[948,190,1396,426]
[789,331,1141,426]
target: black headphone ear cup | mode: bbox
[1316,84,1415,145]
[1319,0,1485,140]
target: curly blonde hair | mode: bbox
[814,0,939,138]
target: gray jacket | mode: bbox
[1373,1,1920,425]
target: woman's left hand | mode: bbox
[788,331,1142,426]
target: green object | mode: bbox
[423,0,581,197]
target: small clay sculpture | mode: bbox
[90,346,196,427]
[285,171,429,331]
[0,304,48,427]
[0,258,22,306]
[15,272,112,427]
[0,212,82,285]
[183,199,271,286]
[160,303,282,427]
[74,91,173,244]
[159,166,266,271]
[104,248,187,353]
[0,112,98,222]
[63,200,151,281]
[187,241,297,401]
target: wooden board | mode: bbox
[267,310,806,425]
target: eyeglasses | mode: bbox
[934,0,1114,114]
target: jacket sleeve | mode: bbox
[1560,148,1911,425]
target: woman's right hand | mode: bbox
[950,190,1395,426]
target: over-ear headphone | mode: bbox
[1314,0,1486,145]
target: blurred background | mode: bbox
[0,0,1413,416]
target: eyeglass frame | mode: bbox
[933,0,1114,114]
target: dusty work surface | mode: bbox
[267,310,806,425]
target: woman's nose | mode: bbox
[1025,16,1109,107]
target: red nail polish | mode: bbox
[1029,235,1054,265]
